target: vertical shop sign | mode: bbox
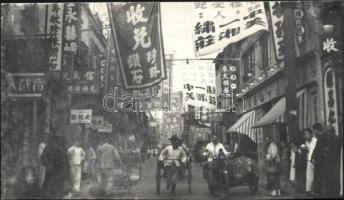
[47,3,64,71]
[294,1,305,45]
[269,1,285,60]
[106,36,118,93]
[61,3,81,82]
[99,54,107,92]
[270,1,302,60]
[323,61,339,136]
[192,2,268,56]
[108,2,166,90]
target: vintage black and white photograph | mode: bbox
[1,1,343,200]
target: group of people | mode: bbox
[265,122,342,197]
[37,133,123,198]
[146,146,159,160]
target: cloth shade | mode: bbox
[253,89,306,128]
[227,110,257,142]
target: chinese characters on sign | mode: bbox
[269,1,284,60]
[108,3,166,90]
[179,61,217,110]
[47,3,64,71]
[323,59,339,136]
[192,2,268,56]
[221,64,239,98]
[99,54,107,92]
[62,3,80,82]
[295,1,305,45]
[70,109,92,124]
[67,69,99,94]
[8,73,46,97]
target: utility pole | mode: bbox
[283,2,299,143]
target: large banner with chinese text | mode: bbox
[47,3,64,71]
[108,2,166,90]
[61,3,81,82]
[175,60,216,110]
[192,2,268,56]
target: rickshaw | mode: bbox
[155,150,192,195]
[204,132,259,196]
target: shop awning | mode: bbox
[252,89,306,128]
[227,110,257,142]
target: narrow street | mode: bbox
[78,157,307,200]
[1,2,343,200]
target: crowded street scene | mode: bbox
[1,2,343,200]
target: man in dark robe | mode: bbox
[311,122,330,197]
[41,135,69,199]
[322,125,342,197]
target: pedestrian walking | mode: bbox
[40,134,69,199]
[67,141,86,196]
[37,136,47,192]
[85,143,96,183]
[264,135,281,196]
[95,135,123,196]
[302,128,317,195]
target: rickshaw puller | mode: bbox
[159,135,186,191]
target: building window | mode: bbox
[242,47,255,83]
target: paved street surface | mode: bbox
[75,157,308,200]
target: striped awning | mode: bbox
[227,110,257,142]
[253,89,306,128]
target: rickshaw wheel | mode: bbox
[156,160,161,194]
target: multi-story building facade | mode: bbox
[215,2,343,187]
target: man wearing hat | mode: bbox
[158,135,186,192]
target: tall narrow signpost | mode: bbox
[283,3,299,143]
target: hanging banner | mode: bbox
[178,61,217,110]
[106,36,118,94]
[269,1,302,60]
[323,60,339,136]
[61,3,81,82]
[108,2,166,90]
[47,3,64,71]
[70,109,92,124]
[192,2,268,56]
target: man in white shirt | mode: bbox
[67,141,86,195]
[204,135,230,162]
[159,135,186,191]
[303,128,317,195]
[37,136,47,191]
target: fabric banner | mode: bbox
[47,3,64,71]
[108,2,166,90]
[192,2,268,56]
[176,60,216,110]
[61,3,81,82]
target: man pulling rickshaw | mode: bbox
[157,135,192,194]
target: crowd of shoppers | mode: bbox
[264,123,342,198]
